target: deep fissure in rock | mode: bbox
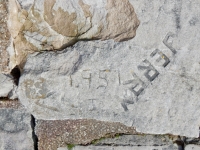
[31,115,38,150]
[10,66,21,85]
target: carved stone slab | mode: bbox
[18,0,200,138]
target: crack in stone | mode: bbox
[31,115,38,150]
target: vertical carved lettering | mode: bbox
[121,98,134,111]
[150,49,170,67]
[69,75,73,87]
[129,72,145,96]
[138,59,159,81]
[123,73,146,96]
[121,72,146,111]
[97,70,108,89]
[118,71,121,85]
[81,70,91,88]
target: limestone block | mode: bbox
[18,0,200,138]
[0,107,34,150]
[8,0,139,69]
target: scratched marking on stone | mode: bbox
[24,78,58,111]
[21,32,177,112]
[120,32,177,111]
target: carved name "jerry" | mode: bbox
[121,32,177,111]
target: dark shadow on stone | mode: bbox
[31,115,38,150]
[10,66,21,85]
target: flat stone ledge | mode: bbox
[94,134,177,146]
[57,145,180,150]
[185,145,200,150]
[35,119,137,150]
[0,100,21,109]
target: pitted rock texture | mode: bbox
[8,0,139,69]
[94,134,178,146]
[0,0,10,73]
[35,119,137,150]
[0,107,34,150]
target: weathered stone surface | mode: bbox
[57,145,180,150]
[95,134,178,146]
[185,145,200,150]
[0,107,34,150]
[18,0,200,138]
[0,100,21,109]
[8,0,139,69]
[185,137,200,145]
[0,74,16,98]
[0,0,11,73]
[35,119,137,150]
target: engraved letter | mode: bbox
[121,73,145,111]
[123,73,146,97]
[150,49,170,67]
[163,32,177,54]
[138,59,159,81]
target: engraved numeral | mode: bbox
[81,70,91,88]
[97,70,108,89]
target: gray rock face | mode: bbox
[0,74,16,98]
[0,108,34,150]
[18,0,200,138]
